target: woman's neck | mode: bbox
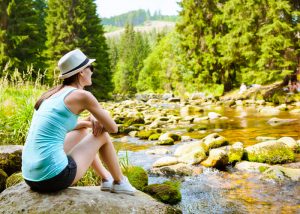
[68,82,84,90]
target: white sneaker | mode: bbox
[110,176,136,195]
[100,178,113,191]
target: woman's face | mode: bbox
[79,65,93,86]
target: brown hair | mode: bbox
[34,74,79,110]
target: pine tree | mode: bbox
[176,0,225,91]
[45,0,111,99]
[0,0,46,76]
[113,24,150,95]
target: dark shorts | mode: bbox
[24,156,77,193]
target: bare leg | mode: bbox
[64,129,111,181]
[66,130,123,184]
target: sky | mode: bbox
[95,0,181,18]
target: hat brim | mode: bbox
[59,59,96,80]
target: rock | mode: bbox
[218,142,244,163]
[257,107,280,116]
[162,93,173,100]
[150,163,195,177]
[145,148,170,155]
[0,169,8,192]
[235,161,271,173]
[277,137,299,152]
[201,149,228,169]
[174,141,204,156]
[0,182,180,213]
[177,146,207,165]
[168,97,181,102]
[137,130,157,139]
[159,133,181,142]
[262,166,300,182]
[193,117,209,123]
[256,136,277,142]
[190,92,205,100]
[152,157,178,167]
[5,172,23,188]
[244,141,295,164]
[123,166,148,191]
[0,145,23,176]
[149,133,161,141]
[255,100,265,105]
[143,181,182,205]
[202,133,228,150]
[155,138,174,145]
[208,112,221,119]
[267,118,297,126]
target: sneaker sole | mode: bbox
[100,187,111,191]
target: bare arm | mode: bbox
[81,91,118,133]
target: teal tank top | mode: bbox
[22,87,79,181]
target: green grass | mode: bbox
[0,70,47,145]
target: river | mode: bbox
[112,103,300,213]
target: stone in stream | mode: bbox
[244,141,295,164]
[152,157,178,168]
[201,149,229,169]
[267,117,297,126]
[0,182,181,213]
[202,133,228,150]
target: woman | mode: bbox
[22,49,135,195]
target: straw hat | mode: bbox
[58,49,95,79]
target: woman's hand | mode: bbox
[90,115,104,136]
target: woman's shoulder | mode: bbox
[70,89,95,101]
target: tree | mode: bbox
[112,24,150,95]
[45,0,111,99]
[0,0,46,76]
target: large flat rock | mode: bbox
[0,182,181,214]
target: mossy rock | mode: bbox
[75,168,101,186]
[6,172,23,188]
[144,181,181,205]
[123,166,148,191]
[168,133,181,141]
[124,117,145,126]
[0,169,8,192]
[148,133,161,141]
[155,138,174,145]
[244,142,295,164]
[137,130,156,139]
[0,145,23,176]
[117,125,139,134]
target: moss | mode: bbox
[137,130,156,139]
[187,127,194,132]
[155,138,174,145]
[245,144,295,164]
[148,133,161,141]
[0,150,22,176]
[0,169,8,192]
[168,133,181,141]
[144,180,181,205]
[228,148,244,163]
[124,117,145,126]
[123,166,148,191]
[259,166,270,173]
[75,168,101,186]
[5,172,23,188]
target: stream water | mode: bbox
[112,104,300,213]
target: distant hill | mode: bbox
[104,21,175,38]
[101,9,178,27]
